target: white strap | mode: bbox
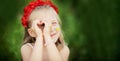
[26,43,34,48]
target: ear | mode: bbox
[27,28,36,37]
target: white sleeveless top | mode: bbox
[25,43,49,61]
[21,43,34,49]
[26,43,34,48]
[21,43,50,61]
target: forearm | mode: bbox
[29,37,43,61]
[45,37,62,61]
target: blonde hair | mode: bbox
[22,5,66,50]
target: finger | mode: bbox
[32,20,42,32]
[33,20,41,29]
[32,20,38,28]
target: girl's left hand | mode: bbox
[43,21,60,45]
[43,21,51,37]
[42,21,52,41]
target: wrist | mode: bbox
[36,35,43,41]
[44,35,54,46]
[45,40,54,46]
[44,35,51,41]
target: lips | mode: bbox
[50,33,56,37]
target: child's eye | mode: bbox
[52,22,57,25]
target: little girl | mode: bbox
[20,0,70,61]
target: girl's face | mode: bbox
[29,7,61,42]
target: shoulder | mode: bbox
[21,43,33,61]
[60,45,70,61]
[21,43,33,52]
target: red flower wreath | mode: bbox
[21,0,58,28]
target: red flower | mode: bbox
[21,0,58,28]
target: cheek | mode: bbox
[51,26,61,38]
[52,25,60,32]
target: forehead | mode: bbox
[29,7,58,22]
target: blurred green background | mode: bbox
[0,0,120,61]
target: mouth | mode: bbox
[50,33,56,37]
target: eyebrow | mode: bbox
[52,20,58,22]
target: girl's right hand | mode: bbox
[31,20,43,38]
